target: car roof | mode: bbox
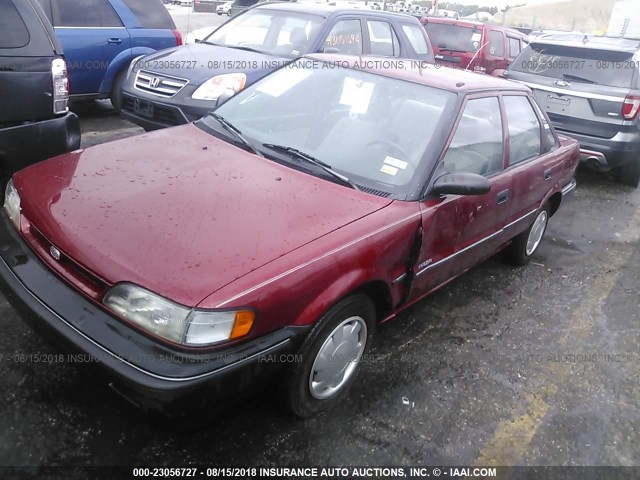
[530,33,640,53]
[306,53,530,93]
[256,2,418,19]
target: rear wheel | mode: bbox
[283,294,375,418]
[110,69,126,112]
[613,160,640,188]
[505,205,549,266]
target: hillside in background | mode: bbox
[495,0,617,32]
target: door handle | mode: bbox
[496,189,509,205]
[544,169,552,181]
[108,38,123,45]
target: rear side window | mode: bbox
[121,0,176,29]
[53,0,122,27]
[401,24,429,54]
[489,30,504,56]
[0,1,30,49]
[504,96,542,166]
[367,21,399,57]
[508,37,521,58]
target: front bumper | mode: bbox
[0,112,80,175]
[0,213,306,414]
[120,91,213,131]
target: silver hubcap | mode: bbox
[526,210,548,256]
[309,316,367,400]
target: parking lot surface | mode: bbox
[0,101,638,473]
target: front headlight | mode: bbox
[4,179,21,230]
[102,283,255,346]
[191,73,247,101]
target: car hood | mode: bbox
[14,124,392,306]
[139,43,290,85]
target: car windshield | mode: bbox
[511,44,637,88]
[198,59,455,196]
[425,23,482,53]
[204,9,324,57]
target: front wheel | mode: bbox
[110,69,126,112]
[505,205,549,266]
[282,294,376,418]
[613,160,640,188]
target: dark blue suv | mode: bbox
[36,0,182,110]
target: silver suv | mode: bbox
[505,34,640,188]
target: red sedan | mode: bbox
[0,56,579,417]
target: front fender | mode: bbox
[98,47,157,94]
[291,269,387,327]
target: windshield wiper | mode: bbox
[437,45,467,53]
[208,113,263,156]
[562,73,596,84]
[262,143,359,190]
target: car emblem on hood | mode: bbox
[49,245,61,261]
[554,80,571,87]
[149,77,161,88]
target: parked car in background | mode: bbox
[229,0,259,16]
[217,1,232,14]
[420,17,527,74]
[0,55,578,417]
[121,3,435,130]
[506,34,640,187]
[0,0,80,181]
[35,0,183,110]
[193,0,217,12]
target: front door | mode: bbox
[410,95,512,297]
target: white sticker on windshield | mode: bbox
[256,69,312,97]
[339,77,375,115]
[384,156,408,170]
[472,33,482,42]
[380,164,398,176]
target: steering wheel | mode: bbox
[366,139,409,159]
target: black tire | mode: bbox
[505,205,550,266]
[282,294,376,418]
[613,160,640,188]
[110,69,126,112]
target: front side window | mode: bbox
[323,20,363,55]
[504,95,542,166]
[53,0,122,27]
[203,60,456,196]
[367,21,399,57]
[488,30,504,57]
[206,9,323,57]
[441,97,504,176]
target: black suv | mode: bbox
[0,0,80,179]
[506,34,640,187]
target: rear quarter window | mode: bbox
[0,1,30,49]
[121,0,176,29]
[401,23,429,54]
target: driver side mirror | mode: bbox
[431,172,491,196]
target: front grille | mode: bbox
[134,70,188,98]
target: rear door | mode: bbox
[118,0,179,52]
[410,95,511,297]
[507,43,638,139]
[502,93,562,231]
[50,0,131,95]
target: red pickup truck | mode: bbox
[421,17,528,74]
